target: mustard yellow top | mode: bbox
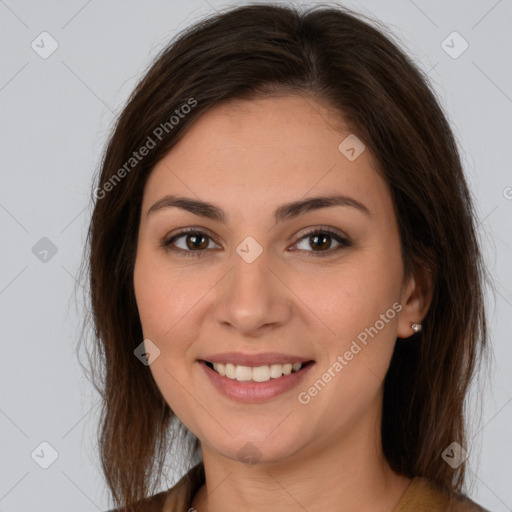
[107,462,490,511]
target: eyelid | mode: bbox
[294,225,350,242]
[163,227,222,255]
[291,226,352,257]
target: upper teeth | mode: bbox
[212,362,303,382]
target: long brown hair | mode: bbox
[77,3,490,509]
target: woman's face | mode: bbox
[133,94,417,466]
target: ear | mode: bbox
[396,264,434,339]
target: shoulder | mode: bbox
[104,488,169,512]
[104,462,205,512]
[394,476,490,512]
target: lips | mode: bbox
[198,352,315,402]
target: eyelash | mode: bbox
[161,226,352,258]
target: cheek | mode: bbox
[134,253,203,428]
[134,250,204,341]
[290,249,402,389]
[294,253,401,335]
[292,264,401,430]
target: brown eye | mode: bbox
[184,233,209,250]
[308,233,333,251]
[292,228,351,257]
[163,229,219,256]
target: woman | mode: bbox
[80,3,491,511]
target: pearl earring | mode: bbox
[411,323,422,333]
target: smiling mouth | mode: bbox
[202,360,314,383]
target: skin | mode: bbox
[133,94,432,512]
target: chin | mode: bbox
[204,430,305,467]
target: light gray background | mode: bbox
[0,0,511,510]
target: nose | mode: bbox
[213,246,293,339]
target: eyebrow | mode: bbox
[146,193,371,224]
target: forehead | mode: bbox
[141,95,392,222]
